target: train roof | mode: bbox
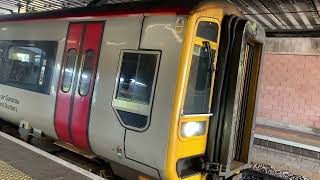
[0,0,208,22]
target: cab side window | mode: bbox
[116,52,158,104]
[184,45,216,114]
[183,21,219,115]
[113,50,160,130]
[196,21,219,42]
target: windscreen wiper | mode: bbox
[203,41,215,73]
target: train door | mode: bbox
[54,22,105,150]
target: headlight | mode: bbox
[181,121,207,138]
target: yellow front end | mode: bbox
[165,2,240,180]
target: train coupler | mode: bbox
[202,161,221,174]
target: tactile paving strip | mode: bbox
[0,161,33,180]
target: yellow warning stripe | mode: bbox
[0,161,33,180]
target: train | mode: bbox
[0,0,265,179]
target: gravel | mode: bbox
[242,162,310,180]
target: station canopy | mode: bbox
[230,0,320,37]
[0,0,319,36]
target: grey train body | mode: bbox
[0,15,185,179]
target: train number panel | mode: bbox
[55,22,104,150]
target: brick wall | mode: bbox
[256,53,320,133]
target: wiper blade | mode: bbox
[203,41,215,73]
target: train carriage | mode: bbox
[0,0,265,179]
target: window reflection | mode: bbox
[196,21,219,42]
[0,41,57,94]
[79,50,94,96]
[62,49,77,92]
[183,45,215,114]
[116,52,158,104]
[134,54,157,103]
[117,53,139,100]
[7,46,45,85]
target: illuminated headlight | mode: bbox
[181,121,207,138]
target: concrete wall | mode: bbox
[257,38,320,135]
[264,38,320,54]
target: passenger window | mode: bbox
[116,52,157,104]
[183,44,215,114]
[62,49,77,93]
[0,47,5,81]
[79,50,94,96]
[0,47,5,60]
[7,46,43,85]
[196,21,219,42]
[0,41,57,94]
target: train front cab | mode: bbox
[166,3,265,180]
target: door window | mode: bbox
[61,49,77,92]
[79,50,94,96]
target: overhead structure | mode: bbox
[0,0,319,35]
[230,0,320,36]
[0,0,91,13]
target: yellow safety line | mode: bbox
[0,161,33,180]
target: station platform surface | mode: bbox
[0,131,104,180]
[255,124,320,151]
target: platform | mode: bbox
[253,124,320,179]
[255,124,320,152]
[0,131,104,180]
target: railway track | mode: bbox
[241,169,285,180]
[241,163,310,180]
